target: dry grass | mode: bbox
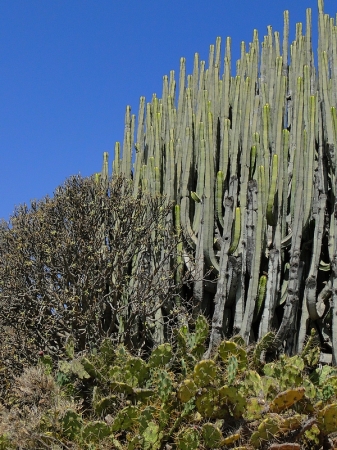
[0,365,81,449]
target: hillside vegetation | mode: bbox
[2,0,337,447]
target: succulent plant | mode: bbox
[218,385,247,419]
[148,343,173,368]
[61,409,83,440]
[154,369,173,402]
[175,427,200,450]
[143,424,162,449]
[111,405,140,432]
[5,0,337,447]
[81,421,111,443]
[177,378,198,403]
[222,432,241,446]
[317,403,337,434]
[227,355,238,385]
[269,387,306,413]
[250,414,283,448]
[6,312,337,448]
[195,387,225,419]
[201,422,224,448]
[91,0,337,365]
[193,359,217,387]
[218,340,248,371]
[93,394,118,416]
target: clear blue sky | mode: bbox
[0,0,335,221]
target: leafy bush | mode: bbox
[0,174,187,399]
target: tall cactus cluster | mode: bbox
[99,0,337,362]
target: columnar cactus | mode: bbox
[97,0,337,362]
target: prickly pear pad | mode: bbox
[219,385,247,419]
[177,378,198,403]
[193,359,217,387]
[218,340,248,370]
[269,387,305,413]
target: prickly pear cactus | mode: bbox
[281,413,302,432]
[175,426,200,450]
[81,421,111,443]
[263,354,305,390]
[175,315,210,372]
[252,331,275,368]
[193,359,217,387]
[58,359,90,380]
[111,405,140,432]
[195,387,225,418]
[61,409,83,440]
[177,378,198,403]
[138,406,157,433]
[317,403,337,434]
[244,397,266,420]
[142,421,162,450]
[222,432,241,445]
[10,313,337,450]
[239,370,263,397]
[110,380,134,395]
[227,355,238,385]
[301,329,320,368]
[153,368,173,401]
[218,385,247,419]
[93,394,118,416]
[148,343,173,368]
[269,387,305,413]
[80,357,103,381]
[201,422,224,448]
[124,356,150,386]
[250,414,283,448]
[218,341,247,371]
[194,315,209,347]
